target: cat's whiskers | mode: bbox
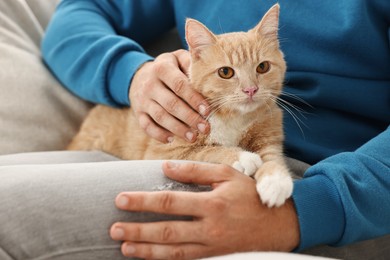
[181,95,232,128]
[280,91,313,110]
[206,97,233,120]
[263,96,275,119]
[206,94,245,121]
[205,99,225,120]
[269,94,307,138]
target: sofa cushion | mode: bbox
[0,0,91,155]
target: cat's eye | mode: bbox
[218,67,235,79]
[256,61,270,74]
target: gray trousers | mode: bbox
[0,151,389,260]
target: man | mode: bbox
[42,0,390,259]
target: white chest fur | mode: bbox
[207,115,254,147]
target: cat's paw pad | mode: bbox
[232,151,263,176]
[256,172,293,207]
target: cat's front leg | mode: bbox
[232,151,263,177]
[232,152,293,207]
[254,160,293,208]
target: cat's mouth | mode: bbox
[236,96,263,113]
[207,93,264,115]
[246,96,256,102]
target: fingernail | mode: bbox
[199,104,207,116]
[126,245,136,255]
[166,161,177,169]
[117,195,129,207]
[112,227,124,240]
[197,123,206,133]
[167,136,174,143]
[186,131,194,141]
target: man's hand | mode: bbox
[110,162,300,260]
[129,49,210,143]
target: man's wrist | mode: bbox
[277,198,300,251]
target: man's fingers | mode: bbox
[130,51,211,144]
[137,113,173,143]
[155,52,209,118]
[150,87,209,137]
[145,100,197,142]
[111,221,204,244]
[115,190,205,216]
[162,162,234,185]
[173,49,191,75]
[120,242,209,260]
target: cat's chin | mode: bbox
[236,101,262,114]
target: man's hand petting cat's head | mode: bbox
[129,50,210,144]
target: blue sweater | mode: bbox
[42,0,390,251]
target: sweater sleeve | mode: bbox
[293,126,390,250]
[42,0,175,107]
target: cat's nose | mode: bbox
[242,86,259,97]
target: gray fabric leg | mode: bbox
[285,157,310,179]
[302,235,390,260]
[0,152,203,260]
[0,151,120,166]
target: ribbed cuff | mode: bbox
[108,51,153,106]
[292,174,345,251]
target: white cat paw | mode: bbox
[232,151,263,176]
[256,172,293,208]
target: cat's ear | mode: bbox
[250,4,280,40]
[185,19,216,53]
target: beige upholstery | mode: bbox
[0,0,91,155]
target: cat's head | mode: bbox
[186,4,286,116]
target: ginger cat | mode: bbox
[68,4,293,207]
